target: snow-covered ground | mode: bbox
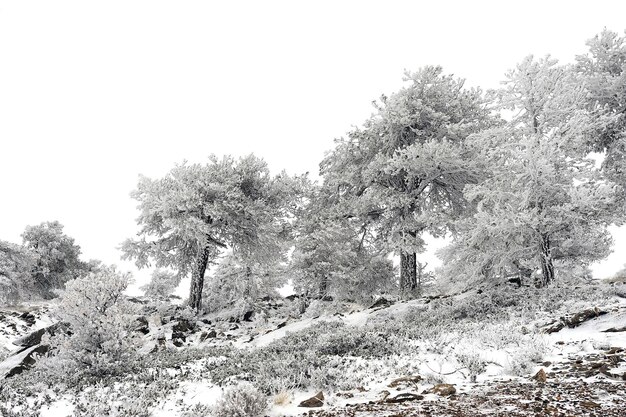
[2,286,625,416]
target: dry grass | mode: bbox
[273,391,292,406]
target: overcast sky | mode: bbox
[1,1,625,292]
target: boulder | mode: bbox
[430,383,456,396]
[370,297,393,310]
[543,308,608,334]
[135,316,150,335]
[1,345,49,379]
[18,311,36,326]
[200,329,217,341]
[172,318,195,333]
[12,322,69,348]
[298,391,324,408]
[385,393,423,403]
[532,368,547,383]
[388,375,422,388]
[242,310,255,322]
[602,326,626,333]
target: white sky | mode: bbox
[1,1,625,292]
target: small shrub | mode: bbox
[211,383,267,417]
[454,350,487,382]
[39,266,141,383]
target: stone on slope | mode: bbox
[298,391,324,407]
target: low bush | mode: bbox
[211,383,267,417]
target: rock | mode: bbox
[431,384,456,396]
[532,368,547,383]
[602,326,626,333]
[565,308,608,327]
[385,393,423,403]
[127,296,149,305]
[580,400,601,409]
[18,312,36,326]
[1,344,49,378]
[298,391,324,408]
[377,390,390,403]
[242,310,254,322]
[200,329,217,341]
[12,322,69,348]
[172,318,194,333]
[388,375,422,388]
[135,316,150,335]
[543,321,565,334]
[369,297,393,310]
[276,321,288,329]
[543,308,608,334]
[285,294,299,302]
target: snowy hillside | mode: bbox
[1,283,625,416]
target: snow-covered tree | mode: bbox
[441,56,622,287]
[290,185,395,302]
[122,154,303,311]
[0,240,35,304]
[45,267,140,378]
[21,221,88,298]
[321,67,493,296]
[576,29,626,193]
[203,252,286,314]
[141,269,181,300]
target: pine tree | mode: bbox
[321,67,493,296]
[21,221,87,298]
[122,154,303,311]
[441,56,622,287]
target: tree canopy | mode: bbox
[122,154,304,310]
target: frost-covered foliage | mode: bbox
[576,29,626,194]
[21,221,90,298]
[141,269,181,300]
[202,253,285,314]
[41,267,141,381]
[319,66,495,296]
[291,188,396,302]
[0,239,35,304]
[440,56,623,288]
[211,383,267,417]
[122,154,306,311]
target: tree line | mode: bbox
[2,29,625,312]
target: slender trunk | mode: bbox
[400,251,417,297]
[188,246,210,311]
[537,234,554,288]
[318,275,329,299]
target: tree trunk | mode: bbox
[188,246,210,311]
[400,251,417,297]
[537,234,554,288]
[318,275,329,299]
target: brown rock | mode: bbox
[580,400,601,409]
[298,391,324,408]
[431,383,456,396]
[532,368,547,383]
[388,375,422,388]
